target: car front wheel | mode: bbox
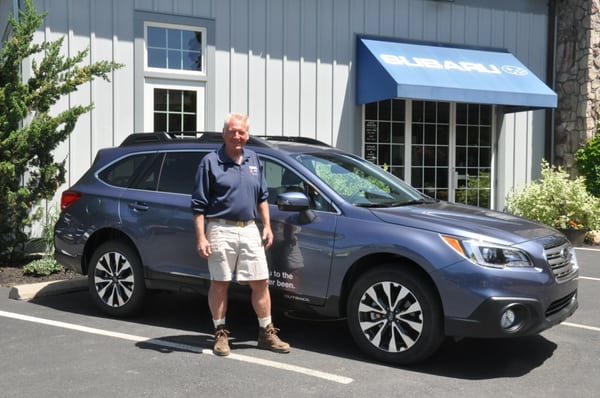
[347,265,444,365]
[88,241,145,317]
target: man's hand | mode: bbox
[262,225,274,249]
[197,236,212,258]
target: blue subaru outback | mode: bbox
[54,132,578,365]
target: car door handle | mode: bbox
[128,202,149,212]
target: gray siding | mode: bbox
[5,0,551,209]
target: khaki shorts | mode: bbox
[206,220,269,282]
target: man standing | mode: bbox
[191,113,290,356]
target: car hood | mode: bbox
[370,201,556,244]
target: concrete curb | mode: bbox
[8,278,87,301]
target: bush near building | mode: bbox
[0,0,121,261]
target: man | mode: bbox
[191,113,290,356]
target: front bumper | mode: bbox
[444,289,578,338]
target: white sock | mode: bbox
[258,316,272,328]
[213,318,226,329]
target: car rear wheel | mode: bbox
[88,241,145,317]
[347,265,444,365]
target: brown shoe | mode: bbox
[213,325,230,356]
[257,323,291,353]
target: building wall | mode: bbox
[4,0,552,211]
[554,0,600,175]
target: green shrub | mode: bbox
[575,129,600,198]
[505,160,600,230]
[0,0,122,261]
[22,256,62,276]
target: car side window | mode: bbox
[98,153,158,188]
[261,157,334,212]
[158,151,207,194]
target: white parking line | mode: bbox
[562,322,600,333]
[0,310,353,385]
[575,246,600,252]
[580,276,600,281]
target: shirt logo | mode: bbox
[249,166,259,175]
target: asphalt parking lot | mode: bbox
[0,246,598,398]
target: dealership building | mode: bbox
[1,0,592,212]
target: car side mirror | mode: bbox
[277,191,310,211]
[276,191,316,223]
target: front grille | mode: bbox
[544,241,578,283]
[546,290,577,317]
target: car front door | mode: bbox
[260,157,338,305]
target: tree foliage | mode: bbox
[575,127,600,198]
[0,0,122,260]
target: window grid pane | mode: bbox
[147,26,202,71]
[363,99,405,178]
[364,100,492,208]
[410,100,450,201]
[454,104,492,207]
[153,88,197,132]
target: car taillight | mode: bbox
[61,190,83,210]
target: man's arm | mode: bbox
[258,200,273,249]
[194,213,212,258]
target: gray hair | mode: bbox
[222,113,250,133]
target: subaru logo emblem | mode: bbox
[559,247,570,261]
[502,65,528,76]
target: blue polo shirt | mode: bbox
[191,145,268,221]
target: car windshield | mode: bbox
[293,151,434,207]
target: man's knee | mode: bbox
[249,279,269,292]
[210,280,230,294]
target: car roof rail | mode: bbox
[120,132,273,147]
[261,135,331,147]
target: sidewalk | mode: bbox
[8,278,87,301]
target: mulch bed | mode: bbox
[0,261,83,288]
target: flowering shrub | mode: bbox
[505,161,600,231]
[576,129,600,198]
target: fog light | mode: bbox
[500,308,516,329]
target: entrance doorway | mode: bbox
[363,99,493,208]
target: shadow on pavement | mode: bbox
[27,287,559,379]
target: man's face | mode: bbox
[223,118,249,151]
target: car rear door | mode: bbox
[118,150,209,282]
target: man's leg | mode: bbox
[209,280,231,356]
[249,280,290,353]
[248,279,270,318]
[209,280,230,320]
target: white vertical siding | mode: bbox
[282,0,301,136]
[5,0,551,210]
[264,0,284,134]
[68,0,92,182]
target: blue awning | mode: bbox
[357,38,557,109]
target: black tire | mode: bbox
[346,265,444,365]
[87,241,146,317]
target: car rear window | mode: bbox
[98,153,158,188]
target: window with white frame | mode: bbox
[140,20,208,132]
[153,88,197,131]
[146,24,205,73]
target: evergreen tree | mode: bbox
[0,0,122,260]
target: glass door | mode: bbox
[453,103,492,208]
[363,100,493,208]
[410,101,450,201]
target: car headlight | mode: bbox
[441,235,533,268]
